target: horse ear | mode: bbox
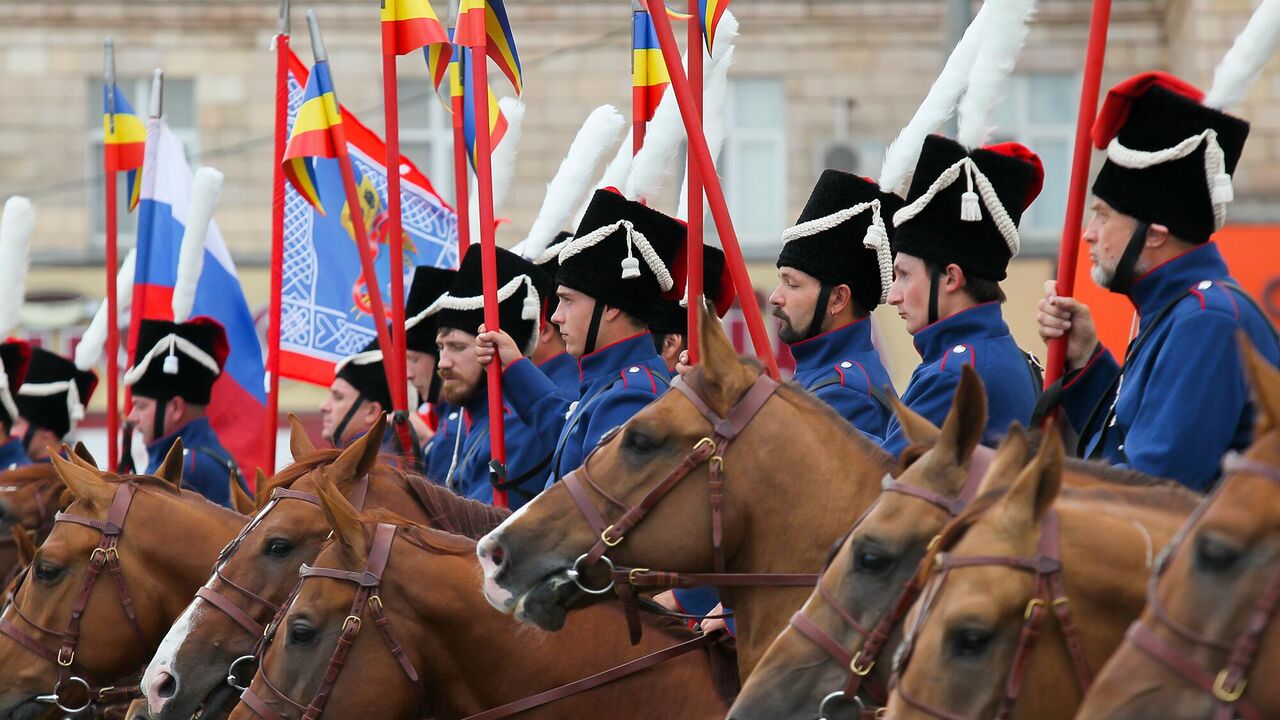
[976,423,1031,495]
[13,526,35,567]
[935,366,988,467]
[230,473,256,515]
[314,465,368,560]
[154,437,185,489]
[1239,331,1280,437]
[326,413,385,492]
[72,442,99,470]
[697,302,756,415]
[289,413,317,460]
[888,391,939,449]
[254,468,271,510]
[50,454,115,508]
[999,422,1064,526]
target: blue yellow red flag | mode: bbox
[282,60,342,213]
[632,11,670,124]
[454,0,522,96]
[103,84,146,211]
[381,0,450,56]
[425,41,453,96]
[699,0,729,53]
[453,46,508,171]
[666,5,693,21]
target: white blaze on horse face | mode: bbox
[143,594,206,712]
[477,532,516,612]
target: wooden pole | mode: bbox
[103,38,120,471]
[685,0,703,365]
[264,0,289,476]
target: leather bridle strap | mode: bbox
[1127,621,1263,720]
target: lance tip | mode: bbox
[306,10,328,63]
[277,0,290,36]
[149,68,164,118]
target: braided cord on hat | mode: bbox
[892,156,1022,257]
[557,220,675,292]
[532,235,572,266]
[18,380,85,432]
[333,348,384,375]
[781,199,893,303]
[1105,129,1232,231]
[416,274,543,356]
[122,334,222,386]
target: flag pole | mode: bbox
[644,0,778,379]
[1045,0,1112,388]
[685,0,703,365]
[103,38,120,471]
[306,11,401,401]
[379,0,415,461]
[265,0,290,476]
[450,0,470,258]
[467,3,508,508]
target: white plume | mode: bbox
[957,0,1038,149]
[709,10,740,63]
[469,97,525,235]
[75,249,136,372]
[879,2,992,192]
[678,46,736,220]
[574,129,635,228]
[0,196,34,337]
[172,166,223,323]
[521,105,626,260]
[1205,0,1280,109]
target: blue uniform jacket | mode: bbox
[881,302,1039,457]
[0,438,31,470]
[1060,243,1280,491]
[789,319,896,441]
[539,352,581,398]
[423,402,459,483]
[502,333,670,490]
[146,417,239,509]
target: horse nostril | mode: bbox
[156,671,178,700]
[491,542,505,566]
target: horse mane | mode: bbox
[267,449,510,540]
[772,380,896,470]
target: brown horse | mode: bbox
[1076,341,1280,719]
[883,429,1199,719]
[0,442,246,720]
[477,307,895,677]
[228,471,737,720]
[142,416,509,720]
[0,462,67,589]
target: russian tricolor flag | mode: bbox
[131,119,269,475]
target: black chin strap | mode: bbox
[153,396,173,443]
[331,392,367,449]
[927,268,942,326]
[1107,221,1151,296]
[804,284,833,340]
[583,300,607,356]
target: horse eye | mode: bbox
[854,548,894,575]
[34,562,63,583]
[288,623,317,646]
[622,429,660,454]
[1195,535,1242,574]
[264,538,294,558]
[948,627,994,658]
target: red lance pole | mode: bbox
[685,0,703,365]
[380,2,415,460]
[103,39,121,471]
[1045,0,1112,388]
[644,0,778,379]
[452,57,471,258]
[265,0,290,478]
[306,11,400,401]
[466,8,508,508]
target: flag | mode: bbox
[381,0,449,56]
[425,41,453,95]
[103,84,146,211]
[666,5,694,21]
[131,118,269,475]
[632,10,670,124]
[452,46,508,171]
[278,49,458,386]
[454,0,522,95]
[282,60,341,213]
[700,0,730,53]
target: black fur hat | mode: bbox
[404,266,455,355]
[125,318,227,405]
[432,245,551,355]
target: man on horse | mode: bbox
[881,136,1045,454]
[476,188,681,490]
[12,348,97,462]
[770,169,899,439]
[651,245,734,373]
[321,338,398,453]
[1037,72,1280,490]
[0,339,32,469]
[124,317,241,507]
[403,265,456,478]
[421,245,555,508]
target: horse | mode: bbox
[0,441,246,719]
[227,470,738,720]
[477,306,896,678]
[0,462,70,589]
[883,428,1200,719]
[1076,339,1280,719]
[142,415,510,720]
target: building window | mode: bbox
[721,77,787,254]
[86,77,198,249]
[397,74,456,206]
[987,72,1079,253]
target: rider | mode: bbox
[1037,72,1280,490]
[770,169,900,440]
[403,265,456,479]
[321,338,398,454]
[0,339,32,469]
[476,188,681,491]
[650,244,735,373]
[422,245,555,508]
[524,232,581,397]
[124,317,241,507]
[13,347,97,462]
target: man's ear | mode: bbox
[365,401,386,425]
[944,263,967,293]
[601,304,624,325]
[1146,223,1170,248]
[828,284,852,316]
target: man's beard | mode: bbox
[1090,262,1115,290]
[439,372,481,407]
[773,307,808,344]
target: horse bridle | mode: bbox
[239,522,425,720]
[892,509,1094,720]
[1123,451,1280,720]
[0,481,147,714]
[789,447,992,720]
[1,475,57,593]
[560,371,821,641]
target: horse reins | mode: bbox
[0,481,147,714]
[1124,451,1280,720]
[892,509,1094,720]
[0,475,57,592]
[789,446,993,719]
[560,371,822,642]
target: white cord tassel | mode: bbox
[1212,172,1235,204]
[621,238,642,279]
[521,276,540,322]
[163,337,179,375]
[960,161,982,222]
